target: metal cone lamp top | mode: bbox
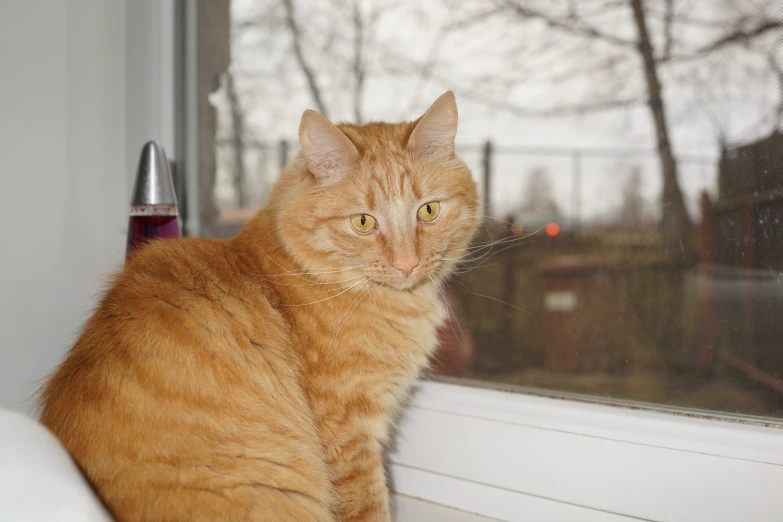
[130,141,178,216]
[125,141,181,261]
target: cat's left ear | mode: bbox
[408,91,458,161]
[299,110,359,184]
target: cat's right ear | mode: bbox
[408,91,458,161]
[298,110,359,184]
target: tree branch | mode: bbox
[504,0,636,48]
[501,1,781,66]
[694,19,783,55]
[403,27,449,115]
[662,19,783,63]
[281,0,329,117]
[766,36,783,133]
[662,0,674,61]
[352,0,365,123]
[447,6,508,31]
[385,61,645,117]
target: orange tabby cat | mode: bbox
[38,91,480,522]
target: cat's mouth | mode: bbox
[367,269,435,292]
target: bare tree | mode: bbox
[239,0,393,123]
[410,0,783,251]
[281,0,329,117]
[227,0,782,243]
[628,0,690,247]
[351,0,366,123]
[764,34,783,133]
[672,8,783,154]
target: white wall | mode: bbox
[0,1,174,415]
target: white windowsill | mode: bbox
[394,495,498,521]
[390,380,783,522]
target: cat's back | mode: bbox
[39,238,335,521]
[41,237,289,406]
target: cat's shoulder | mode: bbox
[122,237,251,285]
[111,237,278,313]
[125,237,235,275]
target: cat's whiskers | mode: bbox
[242,262,370,291]
[251,265,368,277]
[437,230,541,257]
[439,244,517,265]
[255,245,369,284]
[481,216,517,226]
[429,274,463,347]
[247,272,367,288]
[454,236,539,266]
[436,231,542,267]
[431,268,533,316]
[438,224,544,254]
[328,279,376,351]
[256,246,312,282]
[438,262,502,275]
[437,271,470,291]
[279,277,370,307]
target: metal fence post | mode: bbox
[571,151,582,231]
[482,141,493,217]
[279,139,290,172]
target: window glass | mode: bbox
[196,0,783,419]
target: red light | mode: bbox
[545,222,560,237]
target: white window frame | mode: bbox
[130,4,783,521]
[391,379,783,521]
[124,0,177,187]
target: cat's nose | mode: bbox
[393,257,419,277]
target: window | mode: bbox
[185,0,783,421]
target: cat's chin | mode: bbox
[372,272,438,292]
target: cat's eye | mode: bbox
[417,201,441,222]
[350,214,376,233]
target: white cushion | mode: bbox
[0,408,112,521]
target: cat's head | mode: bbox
[275,91,481,291]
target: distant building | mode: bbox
[719,132,783,203]
[715,132,783,270]
[699,131,783,395]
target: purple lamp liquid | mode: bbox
[126,203,181,260]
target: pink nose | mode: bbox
[393,258,419,277]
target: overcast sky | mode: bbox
[214,0,782,221]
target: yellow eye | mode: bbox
[417,201,440,222]
[350,214,376,233]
